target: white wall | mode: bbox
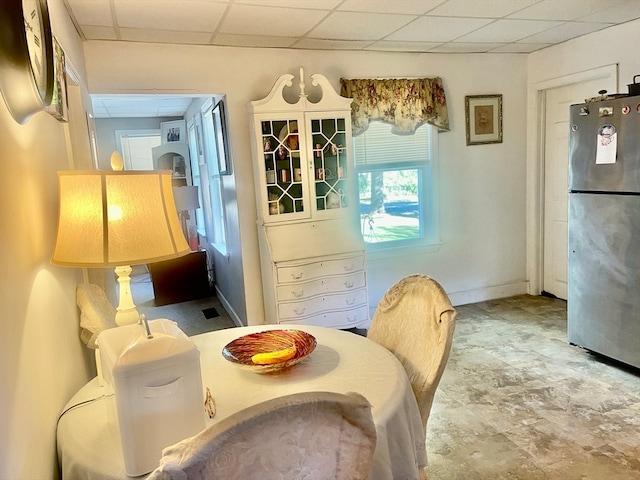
[182,96,248,324]
[0,3,94,479]
[525,19,640,294]
[84,42,530,323]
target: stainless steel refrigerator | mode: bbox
[567,95,640,369]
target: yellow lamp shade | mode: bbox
[52,170,190,267]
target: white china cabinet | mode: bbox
[249,69,369,329]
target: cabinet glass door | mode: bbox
[261,119,305,217]
[311,117,349,212]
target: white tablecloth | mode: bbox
[57,324,426,479]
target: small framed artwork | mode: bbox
[46,37,68,121]
[465,94,502,145]
[212,99,231,175]
[161,119,186,143]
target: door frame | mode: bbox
[526,64,618,296]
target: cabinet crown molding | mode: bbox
[249,67,352,114]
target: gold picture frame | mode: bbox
[465,94,502,145]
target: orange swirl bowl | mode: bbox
[221,329,317,374]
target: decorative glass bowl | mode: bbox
[222,329,317,374]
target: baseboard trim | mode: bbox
[367,281,530,318]
[214,286,244,327]
[447,281,530,307]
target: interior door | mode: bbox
[542,77,615,299]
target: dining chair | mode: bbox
[367,274,456,478]
[75,282,117,349]
[75,283,119,387]
[147,391,377,480]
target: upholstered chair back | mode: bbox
[367,274,456,434]
[148,391,377,480]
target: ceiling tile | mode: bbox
[221,4,327,36]
[119,28,214,45]
[426,0,538,18]
[577,0,640,23]
[520,21,612,44]
[508,0,606,21]
[91,95,198,118]
[159,98,194,108]
[337,0,445,15]
[430,42,505,53]
[80,25,118,40]
[235,0,340,9]
[114,0,226,32]
[490,43,551,53]
[308,12,417,41]
[457,19,563,43]
[67,0,113,26]
[364,40,445,52]
[213,33,297,48]
[293,38,373,50]
[387,16,493,43]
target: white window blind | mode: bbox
[353,121,432,167]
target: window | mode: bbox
[201,99,228,255]
[353,121,438,248]
[187,123,205,233]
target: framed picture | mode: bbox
[161,119,186,143]
[212,99,231,175]
[465,94,502,145]
[46,37,68,121]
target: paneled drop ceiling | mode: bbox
[65,0,640,54]
[70,0,640,117]
[90,95,199,118]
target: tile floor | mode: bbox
[426,295,640,480]
[131,272,236,336]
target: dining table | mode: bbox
[57,323,427,479]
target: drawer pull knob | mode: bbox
[291,272,303,280]
[293,307,306,315]
[344,281,354,288]
[343,264,354,272]
[292,290,304,298]
[346,298,356,305]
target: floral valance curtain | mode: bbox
[340,77,449,135]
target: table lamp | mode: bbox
[51,152,190,326]
[173,185,200,251]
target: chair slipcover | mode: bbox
[367,274,456,435]
[76,283,117,348]
[148,391,377,480]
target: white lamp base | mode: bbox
[114,265,141,326]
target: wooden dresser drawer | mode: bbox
[278,287,367,320]
[279,304,370,329]
[276,271,365,301]
[276,255,364,284]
